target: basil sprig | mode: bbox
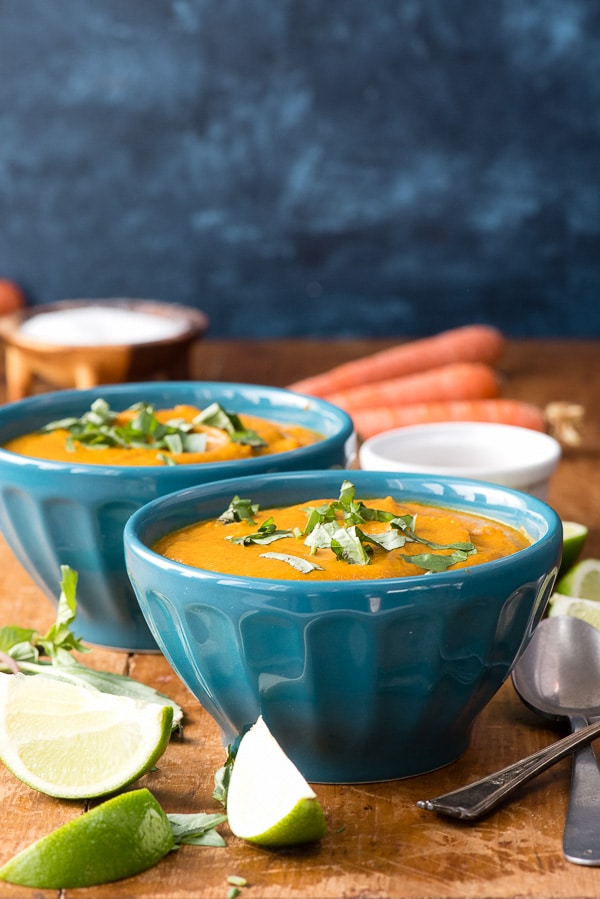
[0,565,183,727]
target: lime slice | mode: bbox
[559,522,589,577]
[0,673,173,799]
[556,557,600,601]
[0,787,174,888]
[548,594,600,631]
[226,716,327,847]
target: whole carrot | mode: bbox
[351,399,546,440]
[324,362,501,413]
[288,324,506,397]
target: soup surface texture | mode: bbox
[154,483,531,580]
[3,401,322,466]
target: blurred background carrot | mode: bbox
[350,399,547,440]
[323,361,501,413]
[288,325,505,397]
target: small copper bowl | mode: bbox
[0,299,209,400]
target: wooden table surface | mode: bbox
[0,337,599,899]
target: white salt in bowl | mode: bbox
[0,299,209,400]
[359,422,561,500]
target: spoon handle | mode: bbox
[563,715,600,866]
[417,718,600,821]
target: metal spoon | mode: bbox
[417,616,600,855]
[512,615,600,865]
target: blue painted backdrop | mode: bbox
[1,1,599,338]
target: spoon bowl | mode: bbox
[512,615,600,720]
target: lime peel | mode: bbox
[556,557,600,602]
[226,716,327,847]
[548,594,600,631]
[0,788,174,888]
[558,522,589,577]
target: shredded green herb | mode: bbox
[259,552,324,573]
[40,398,266,462]
[227,517,294,546]
[218,496,261,525]
[167,812,228,847]
[216,480,478,575]
[0,565,184,727]
[42,399,197,453]
[196,402,267,448]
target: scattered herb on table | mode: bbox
[167,812,228,847]
[0,565,183,727]
[226,874,249,898]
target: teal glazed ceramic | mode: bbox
[0,382,355,652]
[124,469,562,783]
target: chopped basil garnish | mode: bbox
[303,479,398,535]
[304,520,340,550]
[330,526,372,565]
[227,517,294,546]
[259,552,324,573]
[41,398,263,463]
[196,402,267,448]
[216,481,478,574]
[43,399,199,453]
[217,496,260,525]
[401,549,476,573]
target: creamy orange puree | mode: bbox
[3,404,321,466]
[155,494,531,580]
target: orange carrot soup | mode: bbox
[154,480,531,581]
[3,399,322,466]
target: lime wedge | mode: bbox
[559,522,589,577]
[0,673,173,799]
[556,557,600,601]
[0,788,174,888]
[548,594,600,631]
[226,716,327,847]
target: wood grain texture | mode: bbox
[0,338,599,898]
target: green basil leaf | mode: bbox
[38,566,88,658]
[259,552,324,573]
[8,641,39,662]
[181,432,208,453]
[228,518,294,546]
[167,812,228,847]
[402,550,471,572]
[304,521,339,549]
[196,402,267,448]
[0,625,36,654]
[218,496,260,524]
[330,526,371,566]
[362,529,407,551]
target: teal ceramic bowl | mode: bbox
[0,383,355,651]
[124,469,562,783]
